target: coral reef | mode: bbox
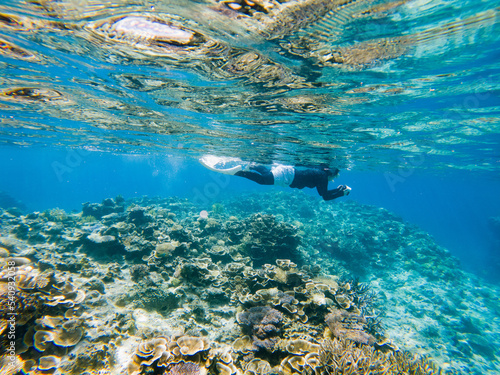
[0,260,86,375]
[319,337,440,375]
[239,213,301,266]
[128,335,210,375]
[325,309,376,346]
[0,192,498,374]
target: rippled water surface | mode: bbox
[1,0,499,170]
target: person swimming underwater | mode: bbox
[235,163,351,201]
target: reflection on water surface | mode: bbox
[0,0,499,170]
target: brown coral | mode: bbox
[0,265,85,309]
[31,315,84,352]
[128,337,169,375]
[175,336,210,356]
[325,310,376,346]
[38,355,61,371]
[285,339,320,355]
[237,306,283,351]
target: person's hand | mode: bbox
[338,185,351,196]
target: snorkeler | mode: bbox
[235,164,351,201]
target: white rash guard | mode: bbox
[271,165,295,186]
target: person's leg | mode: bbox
[235,165,274,185]
[249,164,270,174]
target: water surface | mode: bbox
[1,0,498,170]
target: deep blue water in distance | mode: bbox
[1,146,499,280]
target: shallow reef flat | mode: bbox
[0,192,498,374]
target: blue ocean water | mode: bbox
[1,145,499,280]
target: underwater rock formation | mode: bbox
[83,231,126,256]
[0,191,27,214]
[82,196,125,219]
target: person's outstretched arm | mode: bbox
[320,185,350,201]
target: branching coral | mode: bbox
[325,309,376,346]
[319,337,441,375]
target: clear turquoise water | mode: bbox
[0,0,499,279]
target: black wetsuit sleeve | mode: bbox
[320,186,346,201]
